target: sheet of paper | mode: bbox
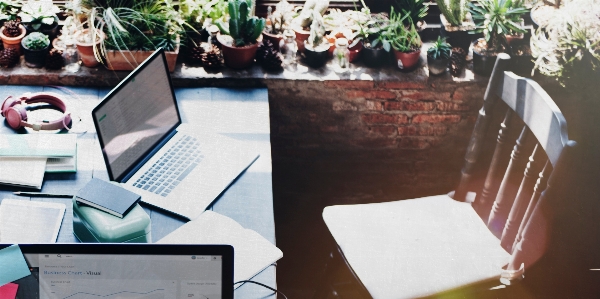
[0,282,18,299]
[0,245,31,286]
[0,157,46,189]
[157,211,283,285]
[0,199,66,243]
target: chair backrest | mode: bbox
[453,53,577,275]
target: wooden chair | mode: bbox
[316,54,577,299]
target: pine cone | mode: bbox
[256,40,282,70]
[45,48,64,70]
[201,44,223,69]
[0,48,19,67]
[3,20,22,38]
[188,43,206,64]
[450,47,467,77]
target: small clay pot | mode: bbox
[217,33,261,69]
[75,29,104,68]
[262,31,284,51]
[293,25,310,53]
[393,49,421,71]
[0,24,26,55]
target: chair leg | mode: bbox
[313,251,341,299]
[313,246,372,299]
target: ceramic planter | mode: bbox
[393,49,421,71]
[427,55,449,75]
[303,43,329,68]
[472,39,497,76]
[21,40,49,68]
[104,44,179,72]
[74,29,103,68]
[509,44,534,77]
[0,24,26,55]
[262,31,284,50]
[361,45,387,68]
[216,33,261,69]
[25,16,60,39]
[439,14,475,53]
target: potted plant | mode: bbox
[435,0,475,53]
[302,11,329,68]
[216,0,265,69]
[291,0,329,52]
[427,36,452,75]
[88,1,185,72]
[383,8,422,71]
[393,0,428,32]
[349,0,389,68]
[470,0,528,76]
[324,9,363,62]
[0,0,21,26]
[18,0,61,39]
[263,0,295,50]
[21,32,50,68]
[0,20,26,55]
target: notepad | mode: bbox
[0,199,66,243]
[157,211,283,285]
[0,134,77,173]
[0,157,46,189]
[76,178,140,218]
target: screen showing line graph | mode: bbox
[40,279,174,299]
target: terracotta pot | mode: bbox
[104,45,179,72]
[348,41,363,63]
[262,31,283,50]
[216,33,261,69]
[74,29,103,68]
[293,26,310,53]
[0,24,26,55]
[393,49,421,70]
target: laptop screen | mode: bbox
[7,244,234,299]
[92,49,181,182]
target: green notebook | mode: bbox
[0,134,77,172]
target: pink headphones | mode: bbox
[1,92,71,131]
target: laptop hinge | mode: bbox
[120,129,178,183]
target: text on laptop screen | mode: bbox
[93,53,180,181]
[18,253,223,299]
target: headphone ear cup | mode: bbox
[1,97,20,117]
[5,105,27,130]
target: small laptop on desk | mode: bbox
[92,49,259,220]
[8,243,234,299]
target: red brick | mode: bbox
[398,126,418,136]
[399,137,430,149]
[369,125,397,136]
[412,114,461,124]
[347,90,397,100]
[404,101,436,111]
[362,113,409,125]
[325,80,375,89]
[401,91,451,101]
[353,138,398,148]
[398,125,448,136]
[365,100,384,111]
[436,102,471,111]
[452,90,466,102]
[333,101,358,111]
[384,101,405,111]
[378,81,427,90]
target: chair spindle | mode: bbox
[488,126,537,238]
[500,144,547,252]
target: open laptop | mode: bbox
[92,49,259,220]
[7,244,234,299]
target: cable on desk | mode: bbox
[234,280,288,299]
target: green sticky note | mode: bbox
[0,245,31,286]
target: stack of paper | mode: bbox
[158,211,283,284]
[0,199,66,243]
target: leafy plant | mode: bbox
[18,0,61,31]
[23,32,50,50]
[306,11,328,50]
[435,0,469,27]
[0,0,21,22]
[265,0,295,35]
[179,0,228,31]
[381,7,422,52]
[427,36,452,59]
[470,0,528,51]
[393,0,428,25]
[218,0,265,47]
[531,0,600,87]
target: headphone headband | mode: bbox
[1,92,71,131]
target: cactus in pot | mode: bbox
[303,11,329,68]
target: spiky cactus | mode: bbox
[435,0,469,26]
[296,0,329,28]
[220,0,266,47]
[306,11,327,50]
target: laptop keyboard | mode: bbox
[133,135,203,197]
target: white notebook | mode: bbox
[0,157,46,189]
[157,211,283,285]
[0,199,66,243]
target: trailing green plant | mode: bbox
[218,0,265,47]
[265,0,295,35]
[427,36,452,59]
[435,0,469,27]
[306,11,328,50]
[381,7,422,52]
[0,0,21,22]
[18,0,61,31]
[470,0,528,51]
[23,32,50,50]
[393,0,428,25]
[531,0,600,87]
[294,0,329,28]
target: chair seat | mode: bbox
[323,194,511,299]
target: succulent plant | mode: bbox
[218,0,265,47]
[435,0,469,27]
[23,32,50,50]
[266,0,295,35]
[295,0,329,28]
[306,11,328,50]
[427,36,452,59]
